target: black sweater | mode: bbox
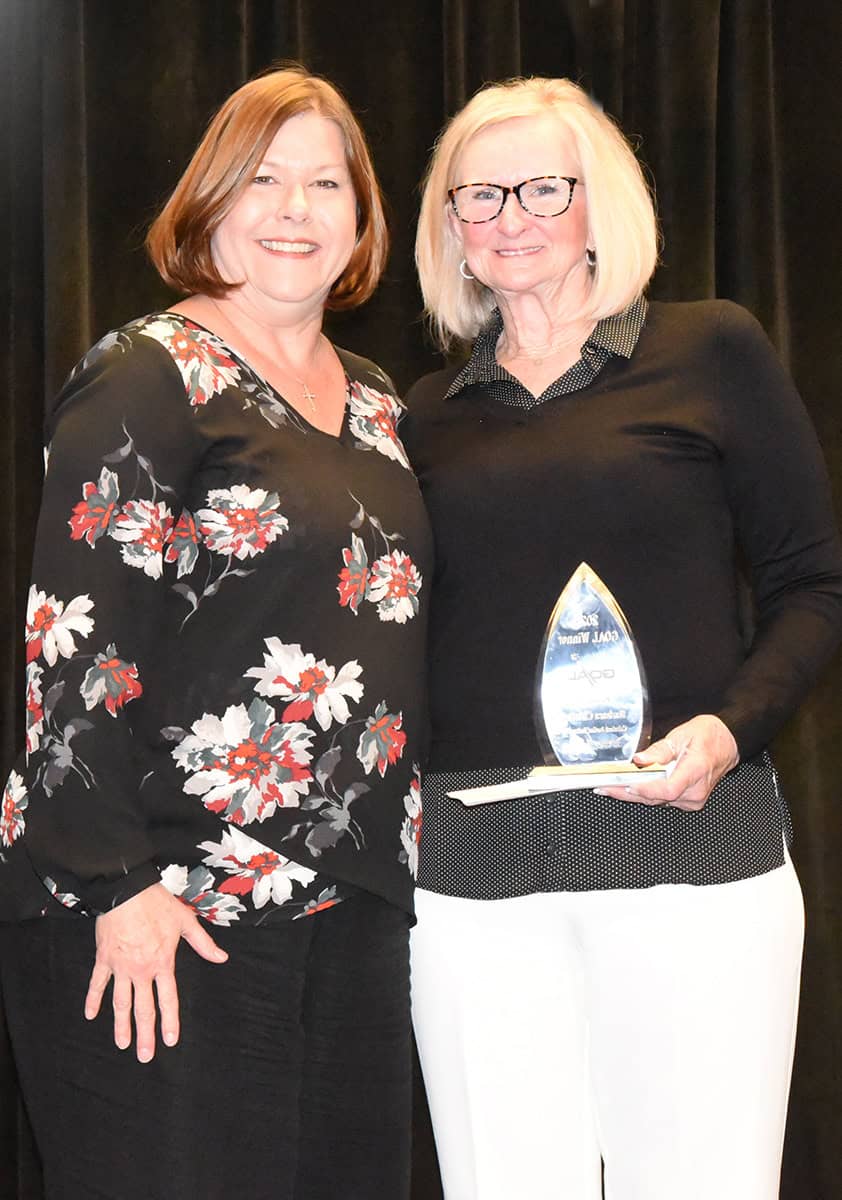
[401,300,842,896]
[405,300,842,771]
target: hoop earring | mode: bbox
[586,247,597,269]
[459,259,475,280]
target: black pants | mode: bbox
[0,892,411,1200]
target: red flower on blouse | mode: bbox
[337,533,370,614]
[357,702,406,777]
[69,467,120,546]
[81,646,143,717]
[165,511,200,577]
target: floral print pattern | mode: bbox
[19,587,142,805]
[367,550,422,624]
[399,766,422,879]
[293,885,344,919]
[3,311,430,926]
[348,380,411,470]
[68,438,289,624]
[139,318,242,407]
[110,499,173,579]
[168,635,409,872]
[26,588,94,666]
[161,863,246,926]
[1,773,28,848]
[43,876,86,914]
[172,699,315,825]
[69,466,120,546]
[197,486,289,560]
[199,826,317,910]
[165,512,200,577]
[337,532,370,614]
[337,497,423,623]
[25,663,44,758]
[81,647,143,717]
[246,639,364,731]
[358,702,406,777]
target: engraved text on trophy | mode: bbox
[536,563,651,766]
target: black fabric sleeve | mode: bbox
[713,301,842,758]
[12,336,203,914]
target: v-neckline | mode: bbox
[161,311,351,441]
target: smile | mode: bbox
[259,240,317,254]
[495,246,543,257]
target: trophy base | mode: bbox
[449,762,669,806]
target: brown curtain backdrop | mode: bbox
[2,2,840,1196]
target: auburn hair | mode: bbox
[146,65,388,310]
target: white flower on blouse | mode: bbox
[160,864,190,897]
[347,381,411,469]
[245,639,364,731]
[25,587,94,667]
[25,661,44,758]
[1,771,28,848]
[140,318,242,407]
[199,826,317,909]
[109,499,173,579]
[399,768,422,879]
[160,863,246,926]
[172,698,314,825]
[197,486,290,561]
[366,550,423,624]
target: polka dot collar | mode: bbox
[444,295,648,410]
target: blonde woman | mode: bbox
[404,76,842,1200]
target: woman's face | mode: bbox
[449,114,590,306]
[212,111,358,315]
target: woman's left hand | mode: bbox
[595,715,739,812]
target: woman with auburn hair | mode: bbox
[404,76,842,1199]
[0,65,430,1199]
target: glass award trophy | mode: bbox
[450,563,668,805]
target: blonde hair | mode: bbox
[146,65,388,310]
[416,77,658,348]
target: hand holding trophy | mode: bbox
[450,563,669,805]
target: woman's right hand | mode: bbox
[84,882,228,1063]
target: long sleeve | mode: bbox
[405,300,842,772]
[2,317,432,925]
[3,333,203,916]
[712,302,842,759]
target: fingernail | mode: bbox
[137,1047,153,1064]
[163,1030,178,1047]
[593,788,607,796]
[212,949,228,961]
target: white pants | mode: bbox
[411,859,804,1200]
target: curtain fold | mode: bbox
[1,9,46,1193]
[43,3,92,390]
[715,0,790,351]
[2,3,839,1197]
[622,1,723,300]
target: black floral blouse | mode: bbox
[0,314,431,925]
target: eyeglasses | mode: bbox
[448,176,579,223]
